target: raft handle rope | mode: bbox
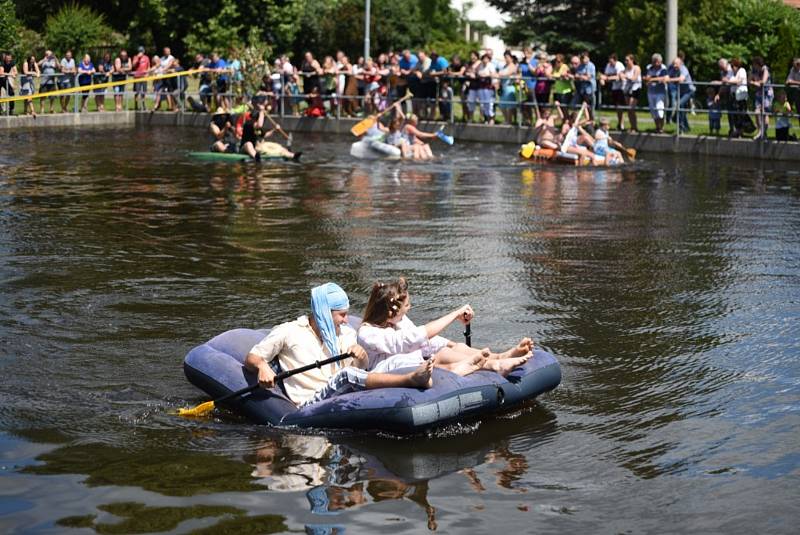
[177,351,354,417]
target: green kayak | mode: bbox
[188,152,286,162]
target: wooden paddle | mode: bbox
[264,111,292,147]
[177,351,354,417]
[610,139,636,161]
[560,102,587,154]
[351,92,413,137]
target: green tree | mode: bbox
[183,0,243,55]
[44,2,114,55]
[0,0,21,53]
[235,28,273,96]
[487,0,616,55]
[608,0,800,81]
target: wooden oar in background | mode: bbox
[351,93,413,137]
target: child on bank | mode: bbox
[707,86,722,136]
[773,90,797,142]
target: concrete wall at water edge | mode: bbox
[2,111,799,161]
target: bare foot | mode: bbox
[483,354,530,377]
[409,359,434,388]
[498,338,534,360]
[448,353,486,377]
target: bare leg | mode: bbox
[494,337,534,360]
[365,359,434,389]
[482,353,531,377]
[242,141,257,159]
[442,354,486,377]
[434,346,489,365]
[628,98,638,131]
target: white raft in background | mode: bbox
[350,139,402,160]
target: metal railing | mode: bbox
[3,69,799,143]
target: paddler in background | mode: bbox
[533,101,564,150]
[240,93,302,162]
[209,107,238,153]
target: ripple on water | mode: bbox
[1,130,799,533]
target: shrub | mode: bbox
[0,0,19,54]
[45,2,113,56]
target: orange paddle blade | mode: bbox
[351,116,377,137]
[176,400,215,417]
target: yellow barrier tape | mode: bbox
[0,68,215,104]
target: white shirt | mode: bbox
[249,315,357,406]
[605,60,625,91]
[161,54,175,71]
[358,316,449,373]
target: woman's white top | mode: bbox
[733,67,748,100]
[358,316,449,373]
[623,66,641,93]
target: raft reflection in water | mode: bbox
[248,407,557,532]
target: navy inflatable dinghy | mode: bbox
[183,321,561,433]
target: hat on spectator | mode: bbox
[137,46,145,53]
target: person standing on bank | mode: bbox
[666,56,695,133]
[600,53,625,130]
[77,54,95,113]
[749,56,773,140]
[38,50,59,114]
[620,54,641,133]
[785,58,800,128]
[21,54,40,117]
[59,50,76,113]
[644,53,668,133]
[112,50,131,112]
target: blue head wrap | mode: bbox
[311,283,350,358]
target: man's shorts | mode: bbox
[648,92,666,119]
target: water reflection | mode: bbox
[2,128,799,533]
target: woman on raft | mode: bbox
[239,94,301,161]
[357,277,533,377]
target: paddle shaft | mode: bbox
[561,103,587,153]
[351,92,414,136]
[264,112,291,142]
[463,312,472,347]
[213,351,353,405]
[377,92,413,121]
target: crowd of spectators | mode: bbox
[2,46,799,141]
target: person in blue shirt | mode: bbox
[644,53,669,133]
[208,52,229,109]
[572,51,596,121]
[398,50,419,112]
[666,56,695,133]
[77,54,95,112]
[428,52,449,120]
[518,47,538,125]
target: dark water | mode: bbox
[1,126,799,534]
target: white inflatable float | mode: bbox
[350,139,402,160]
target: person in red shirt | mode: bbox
[131,46,150,111]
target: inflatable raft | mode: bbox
[182,324,561,433]
[519,143,586,166]
[189,151,286,163]
[350,139,402,160]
